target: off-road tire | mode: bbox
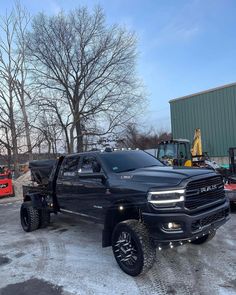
[39,208,51,228]
[191,231,216,245]
[112,219,156,276]
[20,201,40,232]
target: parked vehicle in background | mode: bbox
[224,183,236,207]
[153,129,220,170]
[20,149,230,276]
[223,147,236,207]
[0,167,14,198]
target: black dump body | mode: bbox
[29,159,56,185]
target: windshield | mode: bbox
[99,150,163,173]
[158,143,177,159]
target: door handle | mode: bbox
[57,181,72,186]
[57,180,84,186]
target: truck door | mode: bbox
[56,155,80,211]
[76,154,108,221]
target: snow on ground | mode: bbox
[0,203,235,295]
[13,171,31,201]
[0,171,235,294]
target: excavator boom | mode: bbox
[191,128,203,156]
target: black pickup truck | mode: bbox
[20,149,230,276]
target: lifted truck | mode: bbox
[20,150,230,276]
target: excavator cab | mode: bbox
[156,129,217,169]
[157,139,192,167]
[156,129,219,169]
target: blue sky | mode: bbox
[1,0,236,132]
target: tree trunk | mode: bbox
[47,140,51,155]
[63,126,70,153]
[9,88,19,177]
[11,131,19,177]
[69,125,75,153]
[17,62,33,161]
[10,113,19,178]
[21,96,33,161]
[7,148,11,169]
[76,119,83,152]
[5,128,12,169]
[54,139,58,155]
[52,140,55,155]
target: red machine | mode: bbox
[0,169,14,198]
[224,148,236,206]
[224,183,236,206]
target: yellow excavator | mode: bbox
[156,128,218,168]
[191,128,202,158]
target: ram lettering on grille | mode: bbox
[199,184,218,193]
[185,176,225,210]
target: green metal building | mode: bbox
[169,83,236,164]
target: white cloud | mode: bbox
[148,1,203,49]
[49,0,61,14]
[163,22,200,41]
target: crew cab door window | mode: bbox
[78,156,101,174]
[77,155,107,220]
[56,155,80,210]
[60,156,80,177]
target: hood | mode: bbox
[119,166,215,188]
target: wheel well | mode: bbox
[102,203,140,247]
[24,195,32,202]
[23,193,44,209]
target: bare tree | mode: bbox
[0,4,34,174]
[13,3,34,160]
[0,11,20,174]
[35,93,72,153]
[34,110,63,156]
[0,126,12,167]
[116,123,172,149]
[27,7,144,153]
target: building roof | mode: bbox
[169,82,236,103]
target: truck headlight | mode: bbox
[147,189,185,206]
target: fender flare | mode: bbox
[102,200,140,247]
[23,193,45,209]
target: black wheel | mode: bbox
[39,208,51,228]
[20,201,40,232]
[112,219,156,276]
[191,231,216,245]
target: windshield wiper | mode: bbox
[118,165,159,173]
[118,168,137,173]
[142,165,159,168]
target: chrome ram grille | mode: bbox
[185,176,225,210]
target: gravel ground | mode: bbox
[0,202,235,295]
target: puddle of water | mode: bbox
[0,278,63,295]
[0,255,11,266]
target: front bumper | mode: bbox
[142,200,230,244]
